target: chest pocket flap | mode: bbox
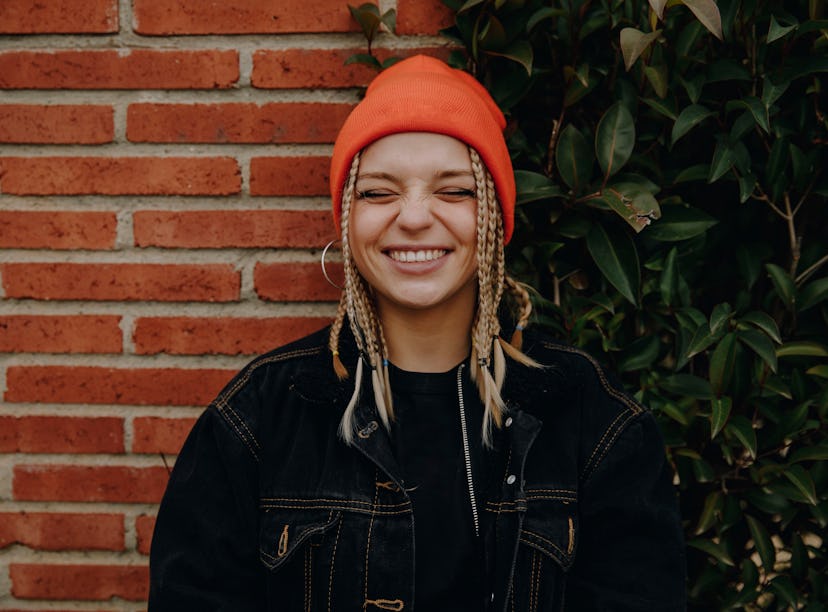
[259,506,341,571]
[519,488,578,571]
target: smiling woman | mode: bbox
[148,55,687,611]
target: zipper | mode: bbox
[456,363,480,537]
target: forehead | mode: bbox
[358,133,472,176]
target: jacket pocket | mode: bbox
[519,491,577,570]
[259,506,342,571]
[512,491,578,612]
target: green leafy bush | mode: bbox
[352,0,828,608]
[437,0,828,609]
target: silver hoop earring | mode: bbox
[321,239,343,290]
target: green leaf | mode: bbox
[783,465,818,505]
[620,28,661,71]
[799,276,828,311]
[348,3,382,41]
[486,39,534,75]
[761,76,790,107]
[695,491,722,534]
[595,102,636,179]
[671,104,716,146]
[726,414,757,459]
[768,15,798,42]
[709,302,732,335]
[659,247,679,305]
[710,396,732,438]
[618,335,660,372]
[727,97,770,133]
[708,140,734,183]
[380,8,396,32]
[660,374,713,399]
[807,365,828,379]
[686,323,717,359]
[766,263,796,307]
[741,311,782,344]
[648,0,667,19]
[790,532,808,580]
[526,7,561,31]
[709,332,738,394]
[598,188,661,233]
[687,538,735,566]
[789,443,828,463]
[745,515,776,571]
[682,0,723,40]
[644,64,668,99]
[585,223,640,306]
[514,170,564,205]
[645,203,716,241]
[738,329,778,373]
[777,341,828,358]
[641,97,677,120]
[555,125,593,193]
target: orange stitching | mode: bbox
[529,549,537,612]
[376,481,400,492]
[520,529,568,559]
[278,524,289,557]
[364,599,404,610]
[567,517,575,554]
[327,513,343,612]
[534,549,543,612]
[260,497,410,509]
[305,544,312,612]
[364,473,380,605]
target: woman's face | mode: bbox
[349,132,479,319]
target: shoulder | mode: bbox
[202,325,348,459]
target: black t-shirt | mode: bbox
[388,361,488,611]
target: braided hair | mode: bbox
[329,147,537,447]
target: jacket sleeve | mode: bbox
[566,411,687,611]
[148,406,267,611]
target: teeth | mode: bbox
[388,249,446,263]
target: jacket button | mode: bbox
[506,474,516,485]
[504,416,513,427]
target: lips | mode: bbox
[386,249,448,263]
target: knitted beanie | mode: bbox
[330,55,516,244]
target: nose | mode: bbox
[395,194,435,232]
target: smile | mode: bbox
[386,249,447,263]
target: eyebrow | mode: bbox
[356,170,474,181]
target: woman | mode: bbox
[149,55,686,611]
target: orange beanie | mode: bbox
[330,55,516,244]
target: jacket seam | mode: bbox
[212,346,325,461]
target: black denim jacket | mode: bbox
[149,327,686,611]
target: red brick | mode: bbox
[13,465,169,503]
[250,156,329,196]
[5,366,235,406]
[0,315,122,353]
[127,102,353,143]
[133,210,333,249]
[132,417,197,454]
[133,0,366,34]
[0,416,124,454]
[133,316,330,355]
[0,50,238,90]
[0,211,117,249]
[10,563,148,601]
[254,262,342,302]
[0,512,124,551]
[135,514,156,555]
[0,105,113,143]
[252,47,451,89]
[0,0,118,33]
[0,157,240,196]
[396,0,454,35]
[1,263,240,302]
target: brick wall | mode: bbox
[0,0,452,608]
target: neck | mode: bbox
[377,301,475,373]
